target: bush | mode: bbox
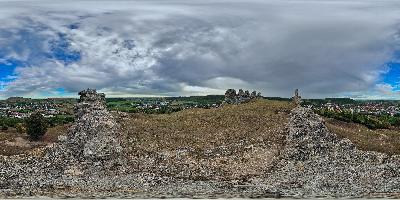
[16,123,26,134]
[26,112,48,140]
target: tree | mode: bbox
[26,112,48,140]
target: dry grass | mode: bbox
[0,99,297,181]
[121,99,294,180]
[122,99,293,153]
[325,118,400,155]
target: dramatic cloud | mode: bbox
[0,0,400,99]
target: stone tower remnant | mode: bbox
[292,89,302,106]
[48,88,123,164]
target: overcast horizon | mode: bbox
[0,0,399,100]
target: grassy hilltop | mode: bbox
[119,99,292,180]
[122,99,292,153]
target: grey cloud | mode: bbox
[1,0,400,98]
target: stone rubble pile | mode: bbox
[224,89,262,104]
[259,106,400,197]
[0,89,126,196]
[53,89,123,162]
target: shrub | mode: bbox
[26,112,48,140]
[16,123,26,134]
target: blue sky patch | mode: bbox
[0,23,81,66]
[47,32,81,65]
[55,87,65,94]
[0,59,25,82]
[0,24,82,85]
[383,62,400,90]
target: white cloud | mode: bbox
[0,0,400,98]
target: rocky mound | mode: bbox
[49,89,123,164]
[0,89,126,196]
[260,106,400,197]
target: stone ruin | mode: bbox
[52,88,123,163]
[0,89,126,196]
[55,89,124,162]
[224,89,262,104]
[261,106,400,197]
[292,89,302,106]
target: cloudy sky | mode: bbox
[0,0,399,99]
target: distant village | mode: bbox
[303,98,400,116]
[0,97,75,118]
[1,93,400,120]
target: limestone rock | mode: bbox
[292,89,302,106]
[0,89,126,196]
[49,88,122,162]
[244,90,250,97]
[251,91,257,98]
[237,89,245,97]
[224,88,262,104]
[224,89,238,104]
[75,89,121,160]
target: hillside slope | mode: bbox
[121,99,293,180]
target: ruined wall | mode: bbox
[223,89,262,104]
[259,106,400,197]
